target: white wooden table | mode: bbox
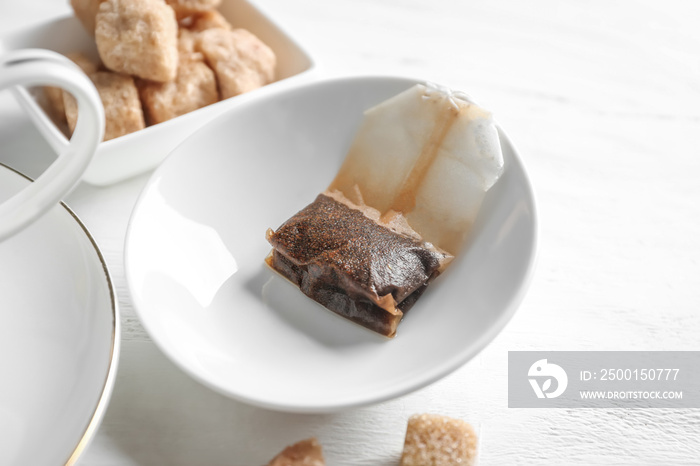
[1,1,699,464]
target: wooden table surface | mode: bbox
[1,1,699,464]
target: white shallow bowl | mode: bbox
[0,165,119,464]
[0,0,315,186]
[125,76,537,413]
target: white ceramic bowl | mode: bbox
[0,164,119,465]
[0,0,315,185]
[125,76,537,413]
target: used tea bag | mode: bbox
[329,82,504,255]
[266,83,504,337]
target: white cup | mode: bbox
[0,48,104,241]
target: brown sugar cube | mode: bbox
[43,52,100,125]
[196,28,276,99]
[65,52,101,75]
[400,414,478,466]
[185,9,232,31]
[70,0,106,35]
[165,0,221,19]
[95,0,178,82]
[267,438,325,466]
[229,29,276,83]
[138,57,217,124]
[177,28,201,58]
[43,86,67,124]
[64,71,145,141]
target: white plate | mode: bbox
[0,0,316,186]
[0,165,119,464]
[125,76,537,413]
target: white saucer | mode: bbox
[0,165,119,464]
[125,76,537,413]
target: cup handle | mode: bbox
[0,49,104,241]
